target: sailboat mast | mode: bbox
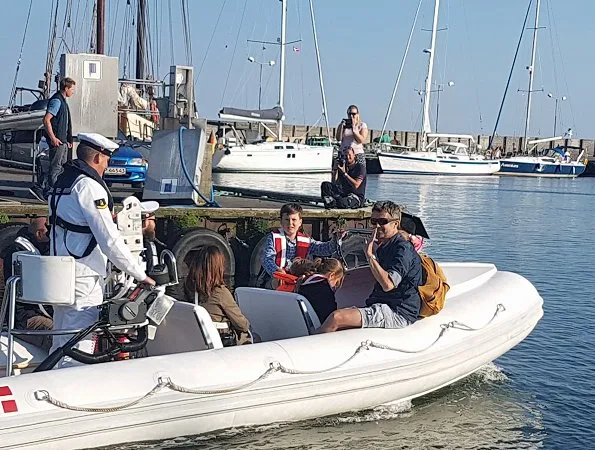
[523,0,540,152]
[96,0,105,54]
[421,0,440,148]
[277,0,287,140]
[136,0,147,81]
[309,0,331,141]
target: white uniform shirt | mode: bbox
[50,176,147,281]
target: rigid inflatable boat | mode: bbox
[0,261,543,450]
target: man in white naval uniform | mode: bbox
[48,132,154,368]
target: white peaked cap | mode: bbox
[78,132,119,155]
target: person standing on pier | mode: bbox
[335,104,368,165]
[41,77,76,197]
[256,203,339,289]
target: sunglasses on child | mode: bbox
[370,218,398,226]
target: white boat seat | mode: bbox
[0,334,48,374]
[235,287,321,342]
[12,252,76,305]
[146,299,223,357]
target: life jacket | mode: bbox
[49,159,114,259]
[271,228,310,269]
[273,271,299,292]
[418,254,450,318]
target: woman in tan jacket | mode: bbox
[184,245,251,345]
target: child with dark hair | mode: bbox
[286,257,345,322]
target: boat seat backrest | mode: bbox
[235,287,320,342]
[146,299,223,357]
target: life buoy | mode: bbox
[168,228,235,299]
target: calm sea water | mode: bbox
[143,174,595,449]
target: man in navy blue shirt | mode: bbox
[318,200,422,332]
[42,77,76,194]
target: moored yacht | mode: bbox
[378,134,500,175]
[498,137,586,178]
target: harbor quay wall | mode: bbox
[205,122,595,158]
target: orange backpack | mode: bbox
[418,254,450,318]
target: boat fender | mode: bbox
[169,228,235,298]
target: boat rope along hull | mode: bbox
[0,266,543,450]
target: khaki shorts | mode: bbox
[358,303,410,329]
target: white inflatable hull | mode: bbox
[0,264,543,449]
[378,152,500,175]
[212,142,333,173]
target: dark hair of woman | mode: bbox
[184,245,226,300]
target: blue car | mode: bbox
[104,145,148,189]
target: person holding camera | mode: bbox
[321,146,367,209]
[335,104,368,165]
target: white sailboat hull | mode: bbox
[378,152,501,175]
[212,142,333,173]
[0,263,543,450]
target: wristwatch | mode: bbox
[368,254,377,261]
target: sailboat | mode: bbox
[212,0,334,174]
[377,0,500,176]
[496,0,586,178]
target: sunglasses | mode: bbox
[370,218,398,226]
[348,111,358,116]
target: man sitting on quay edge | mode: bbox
[318,200,422,332]
[321,146,366,209]
[256,202,338,289]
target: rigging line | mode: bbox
[7,0,34,108]
[68,0,80,51]
[220,0,248,107]
[145,1,155,77]
[488,0,533,149]
[380,0,423,136]
[548,0,575,133]
[45,0,57,71]
[185,0,193,65]
[88,0,97,53]
[544,0,560,94]
[109,0,121,55]
[118,1,129,62]
[167,0,175,66]
[194,0,227,84]
[46,0,61,93]
[156,0,162,79]
[180,0,192,65]
[461,0,484,134]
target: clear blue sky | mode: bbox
[1,0,593,138]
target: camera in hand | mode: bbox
[343,118,353,129]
